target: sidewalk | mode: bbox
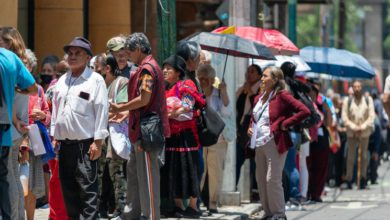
[34,203,261,220]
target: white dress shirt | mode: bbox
[250,92,273,149]
[50,66,109,141]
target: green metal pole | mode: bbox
[157,0,177,65]
[288,0,297,44]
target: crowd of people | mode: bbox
[1,25,390,220]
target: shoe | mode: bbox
[359,178,367,189]
[183,207,201,218]
[209,208,218,214]
[35,196,48,208]
[269,214,287,220]
[174,206,186,218]
[312,198,323,203]
[347,181,353,189]
[109,210,121,219]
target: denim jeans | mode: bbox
[284,132,301,199]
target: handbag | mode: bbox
[108,79,131,160]
[139,63,165,152]
[140,112,165,152]
[197,104,225,147]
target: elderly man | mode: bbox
[50,37,108,219]
[110,33,170,220]
[0,48,37,220]
[106,35,137,79]
[342,80,375,189]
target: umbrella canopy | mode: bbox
[300,46,375,79]
[251,55,311,72]
[181,32,276,60]
[213,26,300,56]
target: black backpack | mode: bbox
[296,91,321,129]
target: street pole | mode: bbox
[288,0,297,44]
[157,0,176,65]
[338,0,346,48]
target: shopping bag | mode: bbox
[28,123,46,156]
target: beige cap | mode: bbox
[106,36,126,52]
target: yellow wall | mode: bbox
[34,0,83,64]
[0,0,18,27]
[89,0,131,54]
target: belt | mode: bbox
[59,138,94,145]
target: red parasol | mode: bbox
[213,26,300,56]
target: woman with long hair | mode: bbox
[248,66,310,220]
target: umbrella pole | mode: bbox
[222,51,229,81]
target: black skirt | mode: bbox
[160,128,200,199]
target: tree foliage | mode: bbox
[296,0,360,52]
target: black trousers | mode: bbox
[59,139,98,220]
[0,146,10,220]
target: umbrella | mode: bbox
[300,46,375,79]
[252,55,311,72]
[181,32,275,79]
[213,26,300,56]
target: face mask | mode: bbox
[40,74,53,84]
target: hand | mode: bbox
[89,141,102,161]
[109,102,123,113]
[19,149,29,163]
[168,110,178,119]
[13,119,28,134]
[31,109,46,121]
[219,81,227,91]
[109,112,129,123]
[247,127,253,137]
[280,124,287,131]
[52,139,60,154]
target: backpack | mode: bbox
[296,91,322,129]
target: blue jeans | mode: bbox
[284,132,301,199]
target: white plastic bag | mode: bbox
[20,162,29,196]
[108,80,131,160]
[28,124,46,156]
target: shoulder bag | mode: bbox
[197,103,225,147]
[139,63,165,152]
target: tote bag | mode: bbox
[108,80,131,160]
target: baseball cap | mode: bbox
[107,36,126,52]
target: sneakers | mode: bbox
[183,207,202,218]
[174,206,186,218]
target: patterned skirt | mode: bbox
[160,128,200,199]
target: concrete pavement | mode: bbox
[31,160,390,220]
